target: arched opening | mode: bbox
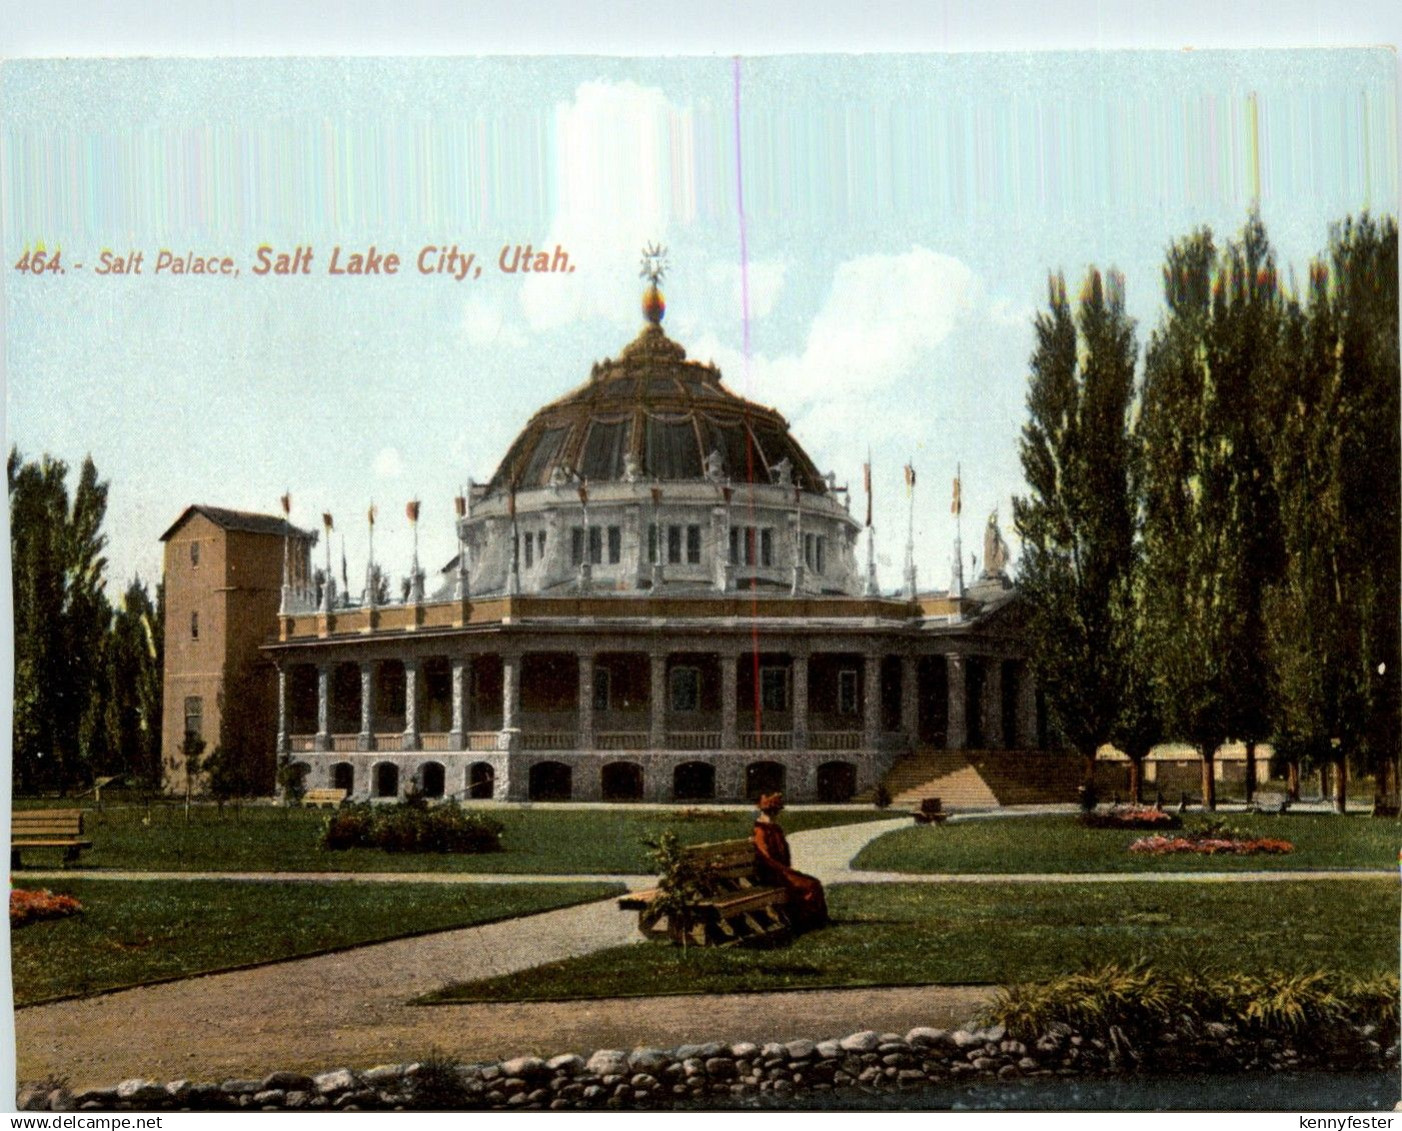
[673,761,716,802]
[466,762,495,800]
[601,761,644,802]
[817,761,857,803]
[745,760,786,801]
[419,761,446,799]
[528,760,573,802]
[373,761,399,799]
[329,762,354,794]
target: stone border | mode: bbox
[19,1018,1397,1112]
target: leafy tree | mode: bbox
[176,731,207,821]
[103,578,163,787]
[9,449,113,794]
[1265,215,1399,812]
[1013,268,1139,787]
[1138,216,1284,810]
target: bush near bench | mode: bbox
[321,802,503,854]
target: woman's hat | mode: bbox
[758,792,785,813]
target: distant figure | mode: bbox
[753,793,828,931]
[983,511,1010,578]
[705,448,725,482]
[770,457,794,488]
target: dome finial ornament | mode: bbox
[640,243,668,324]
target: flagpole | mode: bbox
[864,452,877,597]
[366,504,377,609]
[903,462,917,600]
[953,462,965,598]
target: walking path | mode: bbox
[14,815,1394,1089]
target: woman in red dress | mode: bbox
[753,793,828,931]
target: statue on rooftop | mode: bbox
[983,510,1010,578]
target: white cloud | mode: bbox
[705,259,788,321]
[373,447,405,479]
[462,296,526,348]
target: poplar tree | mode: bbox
[1013,268,1139,788]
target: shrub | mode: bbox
[410,1048,469,1109]
[320,801,503,854]
[873,784,892,810]
[980,963,1399,1048]
[11,889,83,929]
[1079,806,1182,830]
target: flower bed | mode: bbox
[11,888,83,928]
[321,802,503,854]
[1080,806,1182,831]
[1129,833,1293,856]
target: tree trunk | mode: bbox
[1200,749,1217,811]
[1244,740,1257,804]
[1287,760,1300,802]
[1128,757,1144,806]
[1333,757,1347,814]
[1318,765,1329,801]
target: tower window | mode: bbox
[571,527,584,566]
[667,525,682,565]
[839,669,859,715]
[760,529,774,567]
[523,533,534,567]
[190,541,200,567]
[190,611,199,640]
[686,525,701,564]
[588,525,603,565]
[537,530,547,558]
[760,666,788,712]
[184,696,203,740]
[648,523,658,564]
[607,525,621,564]
[729,527,739,565]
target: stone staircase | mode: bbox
[867,748,1083,810]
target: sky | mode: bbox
[2,48,1397,601]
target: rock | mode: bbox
[361,1065,404,1084]
[220,1078,262,1095]
[586,1050,630,1077]
[785,1039,817,1060]
[676,1042,724,1059]
[983,1023,1007,1042]
[772,1078,794,1095]
[815,1040,842,1059]
[284,1091,310,1109]
[16,1083,50,1111]
[907,1027,948,1047]
[897,1069,926,1085]
[839,1030,881,1053]
[500,1056,546,1080]
[548,1054,586,1074]
[951,1030,982,1049]
[730,1042,759,1059]
[628,1048,671,1073]
[48,1089,76,1113]
[314,1069,357,1095]
[704,1057,736,1079]
[998,1064,1020,1079]
[115,1080,169,1105]
[629,1074,658,1090]
[760,1042,787,1059]
[582,1085,605,1100]
[262,1070,316,1092]
[1018,1057,1039,1072]
[971,1057,997,1071]
[72,1088,118,1105]
[253,1090,285,1105]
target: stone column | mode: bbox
[900,655,919,745]
[358,661,375,751]
[720,653,739,749]
[650,652,668,749]
[863,653,882,749]
[402,659,421,751]
[983,658,1004,749]
[578,652,595,751]
[314,664,331,751]
[946,654,967,750]
[1016,663,1038,750]
[792,651,809,750]
[276,664,290,754]
[449,657,468,751]
[501,653,521,748]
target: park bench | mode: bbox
[618,838,790,947]
[911,797,948,825]
[302,788,348,809]
[11,809,92,869]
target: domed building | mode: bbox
[261,277,1051,805]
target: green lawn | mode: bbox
[11,879,620,1006]
[853,813,1401,874]
[11,804,889,875]
[421,879,1398,1004]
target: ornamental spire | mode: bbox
[640,242,668,324]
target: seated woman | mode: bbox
[752,792,828,931]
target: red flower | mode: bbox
[10,888,83,928]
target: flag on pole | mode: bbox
[280,492,291,516]
[577,483,589,506]
[508,486,517,518]
[340,538,349,594]
[406,500,420,523]
[322,512,333,531]
[455,494,467,519]
[904,463,916,495]
[650,486,662,508]
[368,503,377,527]
[952,475,962,515]
[863,458,872,529]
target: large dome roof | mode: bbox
[487,319,828,495]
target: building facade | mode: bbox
[261,284,1047,803]
[160,505,315,793]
